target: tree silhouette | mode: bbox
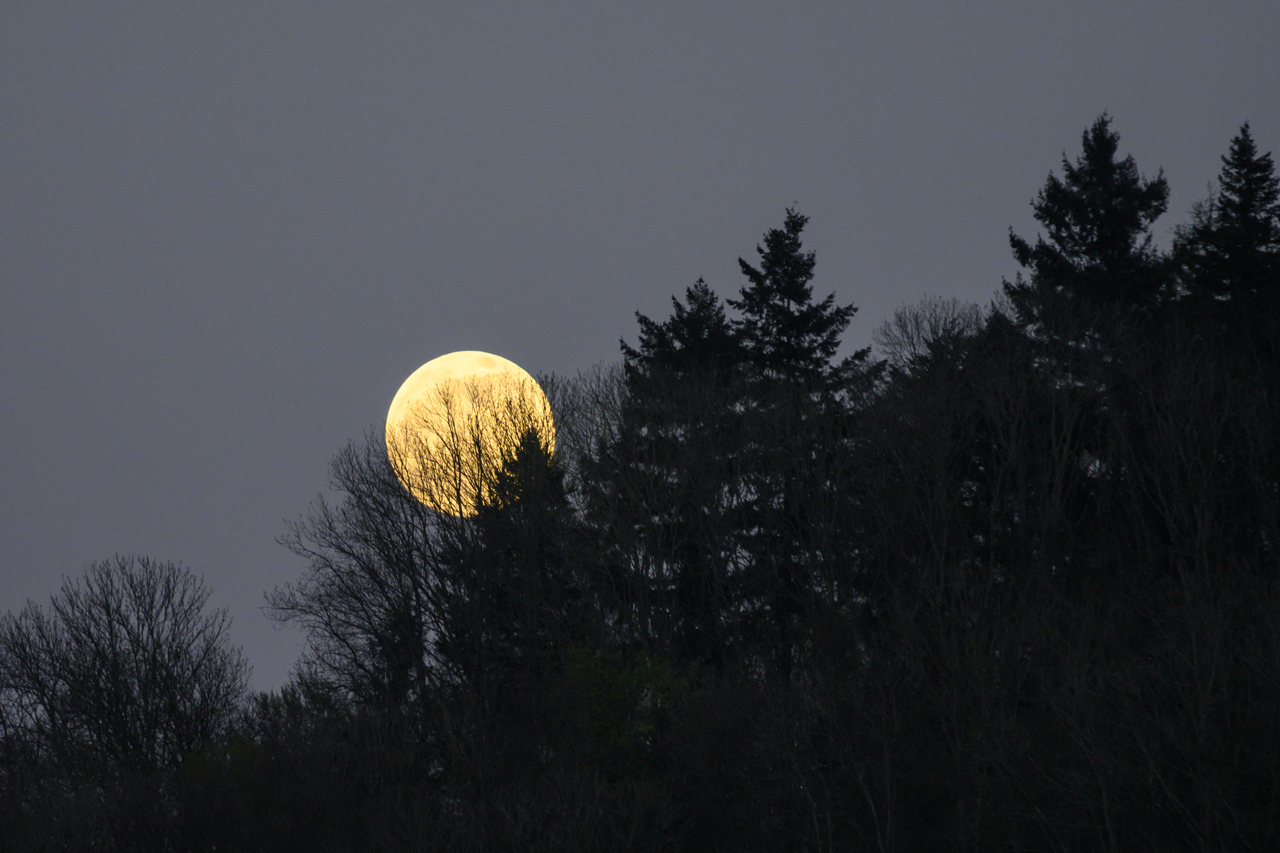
[443,428,586,695]
[622,277,742,389]
[0,555,248,776]
[729,207,861,387]
[1175,123,1280,302]
[725,209,873,686]
[0,556,250,850]
[602,279,746,668]
[270,437,440,712]
[1005,114,1171,329]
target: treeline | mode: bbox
[3,115,1279,851]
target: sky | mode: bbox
[3,2,1278,691]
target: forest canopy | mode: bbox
[3,115,1278,852]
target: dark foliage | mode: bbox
[1175,122,1280,302]
[4,119,1279,851]
[1174,122,1280,371]
[728,208,860,386]
[1005,114,1172,331]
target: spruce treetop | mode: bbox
[621,278,739,392]
[1174,122,1280,299]
[728,208,856,386]
[1005,114,1171,322]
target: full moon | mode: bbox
[385,351,555,516]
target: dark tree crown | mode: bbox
[621,277,740,392]
[727,208,856,385]
[1174,122,1280,299]
[1005,114,1171,320]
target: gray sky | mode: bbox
[3,2,1277,691]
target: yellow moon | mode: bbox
[385,351,555,516]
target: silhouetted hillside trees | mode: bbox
[848,118,1280,849]
[0,556,249,849]
[3,116,1278,851]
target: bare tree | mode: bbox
[269,434,445,709]
[270,371,581,710]
[0,555,249,774]
[872,295,986,374]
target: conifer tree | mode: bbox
[433,429,590,784]
[1174,123,1280,301]
[727,209,869,684]
[728,208,862,388]
[622,277,741,391]
[1005,114,1171,327]
[602,280,744,667]
[467,429,584,680]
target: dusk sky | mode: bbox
[3,3,1278,690]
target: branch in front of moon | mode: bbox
[385,352,555,517]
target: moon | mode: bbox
[385,351,555,516]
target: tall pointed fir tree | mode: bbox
[728,208,864,389]
[996,117,1168,594]
[727,209,871,685]
[1174,123,1280,305]
[593,279,746,669]
[1004,114,1172,332]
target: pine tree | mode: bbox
[621,278,741,392]
[727,209,870,684]
[1005,114,1171,328]
[471,429,584,679]
[402,430,588,788]
[435,427,581,683]
[728,208,863,389]
[603,280,744,667]
[1174,123,1280,301]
